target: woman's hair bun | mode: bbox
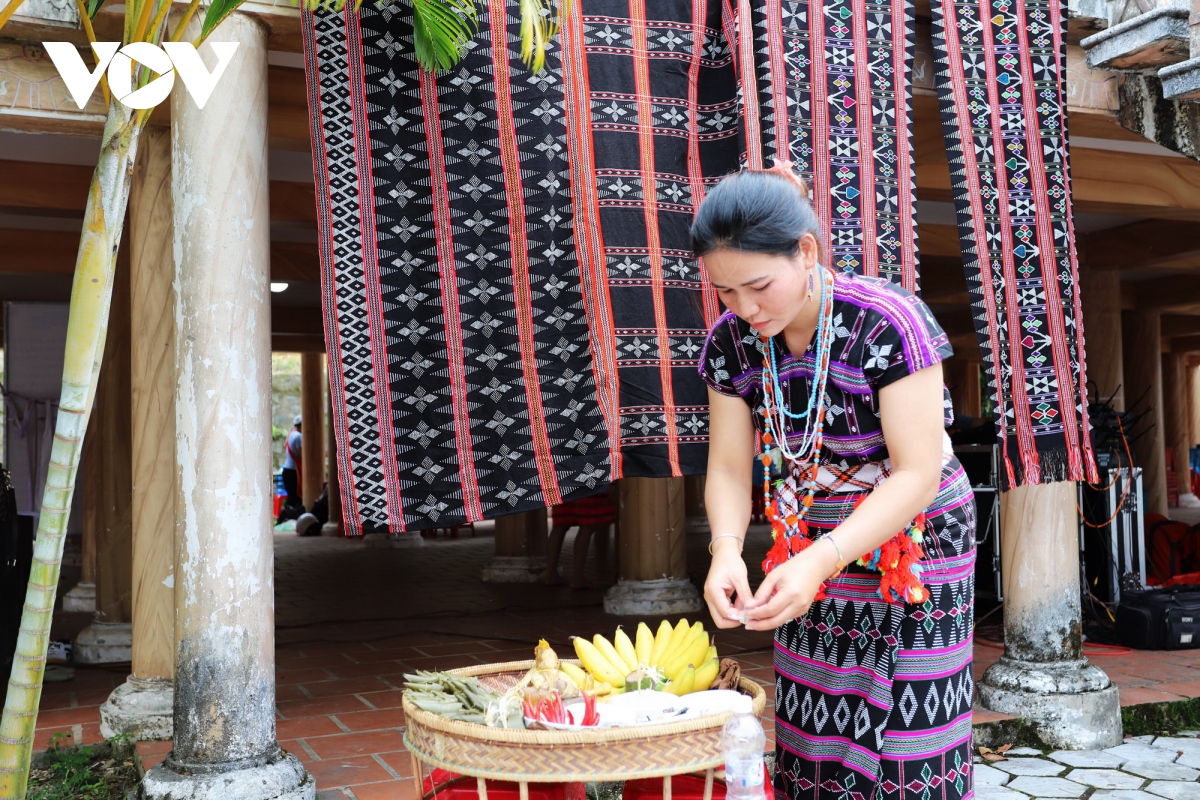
[766,160,810,200]
[690,163,820,258]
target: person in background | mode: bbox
[281,415,303,514]
[545,485,617,589]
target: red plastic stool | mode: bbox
[422,769,584,800]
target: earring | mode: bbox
[806,271,814,303]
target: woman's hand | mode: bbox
[743,540,839,631]
[704,539,753,629]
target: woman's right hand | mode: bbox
[704,539,753,629]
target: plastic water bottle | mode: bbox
[722,695,766,800]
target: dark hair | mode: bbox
[690,169,820,258]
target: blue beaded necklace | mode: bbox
[759,267,836,464]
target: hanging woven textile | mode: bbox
[931,0,1097,489]
[303,1,741,532]
[743,0,921,292]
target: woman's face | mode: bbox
[704,233,820,338]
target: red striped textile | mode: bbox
[746,1,921,293]
[931,0,1098,488]
[302,1,738,531]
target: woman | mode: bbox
[696,166,976,800]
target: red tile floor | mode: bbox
[31,525,1200,800]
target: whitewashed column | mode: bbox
[977,482,1121,749]
[138,14,313,799]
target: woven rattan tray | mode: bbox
[402,659,766,787]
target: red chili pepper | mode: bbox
[581,692,599,726]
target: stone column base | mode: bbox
[363,532,424,548]
[978,656,1123,750]
[603,578,703,616]
[1179,492,1200,509]
[100,677,173,740]
[136,747,314,800]
[62,582,96,614]
[481,555,546,583]
[75,621,133,664]
[320,522,341,537]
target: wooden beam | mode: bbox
[0,226,78,273]
[1131,276,1200,310]
[1160,314,1200,338]
[272,333,325,353]
[1171,334,1200,354]
[0,227,321,281]
[918,223,961,258]
[913,94,1200,219]
[0,44,309,148]
[274,310,324,335]
[1084,220,1200,272]
[0,161,316,221]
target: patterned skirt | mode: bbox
[772,461,976,800]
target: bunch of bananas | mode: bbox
[571,619,719,697]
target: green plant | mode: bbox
[0,0,567,795]
[25,734,136,800]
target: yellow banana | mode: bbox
[593,634,631,682]
[657,619,694,667]
[693,657,719,692]
[680,631,711,680]
[573,636,626,686]
[661,622,706,677]
[614,627,639,671]
[635,622,654,665]
[707,645,718,662]
[560,661,590,688]
[667,665,696,697]
[649,620,674,665]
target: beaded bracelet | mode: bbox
[822,534,846,577]
[708,534,744,555]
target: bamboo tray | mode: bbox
[402,659,767,794]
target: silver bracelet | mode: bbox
[708,534,744,556]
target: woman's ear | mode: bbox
[798,232,821,267]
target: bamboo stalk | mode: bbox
[0,100,141,800]
[0,0,24,31]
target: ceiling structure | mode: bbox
[1,7,1199,361]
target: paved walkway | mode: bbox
[976,735,1200,800]
[29,527,1200,800]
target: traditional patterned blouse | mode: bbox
[698,270,955,493]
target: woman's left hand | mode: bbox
[742,543,838,631]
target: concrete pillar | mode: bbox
[1123,310,1167,516]
[75,247,134,665]
[1164,353,1198,506]
[604,477,702,615]
[321,391,342,536]
[684,475,708,533]
[1081,268,1125,412]
[138,15,314,800]
[101,126,176,740]
[482,508,548,582]
[977,482,1121,749]
[299,353,325,510]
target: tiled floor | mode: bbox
[31,527,1200,800]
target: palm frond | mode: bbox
[199,0,246,42]
[518,0,566,73]
[411,0,477,72]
